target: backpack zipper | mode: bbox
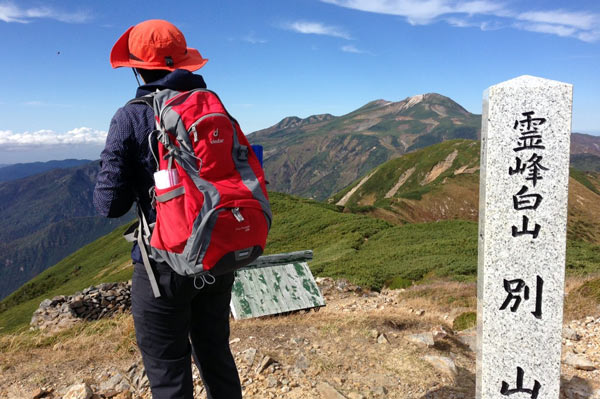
[232,207,244,222]
[188,113,232,143]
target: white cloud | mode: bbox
[516,10,600,43]
[320,0,504,25]
[516,23,576,38]
[21,100,72,107]
[320,0,600,42]
[0,127,107,148]
[577,30,600,43]
[0,2,90,23]
[22,101,44,106]
[282,21,352,39]
[517,10,597,30]
[243,32,267,44]
[447,17,502,31]
[341,44,370,54]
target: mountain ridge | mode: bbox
[0,159,92,182]
[249,93,481,200]
[0,162,133,300]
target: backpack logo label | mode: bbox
[210,128,224,144]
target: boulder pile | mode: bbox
[30,282,131,332]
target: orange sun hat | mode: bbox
[110,19,208,71]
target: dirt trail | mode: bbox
[1,278,598,399]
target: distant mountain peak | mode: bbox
[394,93,470,117]
[370,99,393,106]
[403,94,426,108]
[274,114,335,130]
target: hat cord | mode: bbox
[132,68,141,86]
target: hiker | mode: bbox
[93,20,243,399]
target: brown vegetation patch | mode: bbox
[421,150,458,185]
[386,167,416,198]
[336,171,377,206]
[564,274,600,321]
[453,165,479,175]
[358,193,377,206]
[567,177,600,244]
[431,105,448,117]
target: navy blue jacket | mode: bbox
[93,69,207,263]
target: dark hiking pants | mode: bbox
[131,262,242,399]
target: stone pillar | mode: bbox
[477,75,573,399]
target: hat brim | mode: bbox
[110,26,208,72]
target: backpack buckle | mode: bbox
[149,186,157,209]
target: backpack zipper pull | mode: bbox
[232,207,244,222]
[192,125,198,142]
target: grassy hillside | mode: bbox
[571,153,600,173]
[331,140,600,245]
[0,161,134,300]
[3,191,600,334]
[0,224,134,333]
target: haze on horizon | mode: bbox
[0,0,598,163]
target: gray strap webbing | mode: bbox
[136,206,161,298]
[156,186,185,203]
[123,222,138,243]
[137,227,161,298]
[139,205,151,236]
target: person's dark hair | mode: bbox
[136,68,171,84]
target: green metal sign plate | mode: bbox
[230,251,325,320]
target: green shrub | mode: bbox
[576,277,600,303]
[453,311,476,331]
[386,277,413,290]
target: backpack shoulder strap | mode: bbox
[126,95,154,108]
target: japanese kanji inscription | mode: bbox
[477,76,572,399]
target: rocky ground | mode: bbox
[1,278,599,399]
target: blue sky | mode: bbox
[0,0,598,163]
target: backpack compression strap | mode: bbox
[121,95,163,298]
[123,205,162,298]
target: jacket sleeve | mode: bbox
[93,108,136,218]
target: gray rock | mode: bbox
[456,328,477,352]
[372,386,388,396]
[255,355,275,374]
[267,375,278,388]
[242,348,257,366]
[295,354,310,370]
[563,326,581,341]
[432,325,452,340]
[316,382,347,399]
[406,332,435,347]
[564,352,596,371]
[99,372,130,393]
[377,334,389,344]
[62,383,93,399]
[39,299,52,309]
[423,355,458,379]
[562,376,594,398]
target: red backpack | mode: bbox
[127,89,271,297]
